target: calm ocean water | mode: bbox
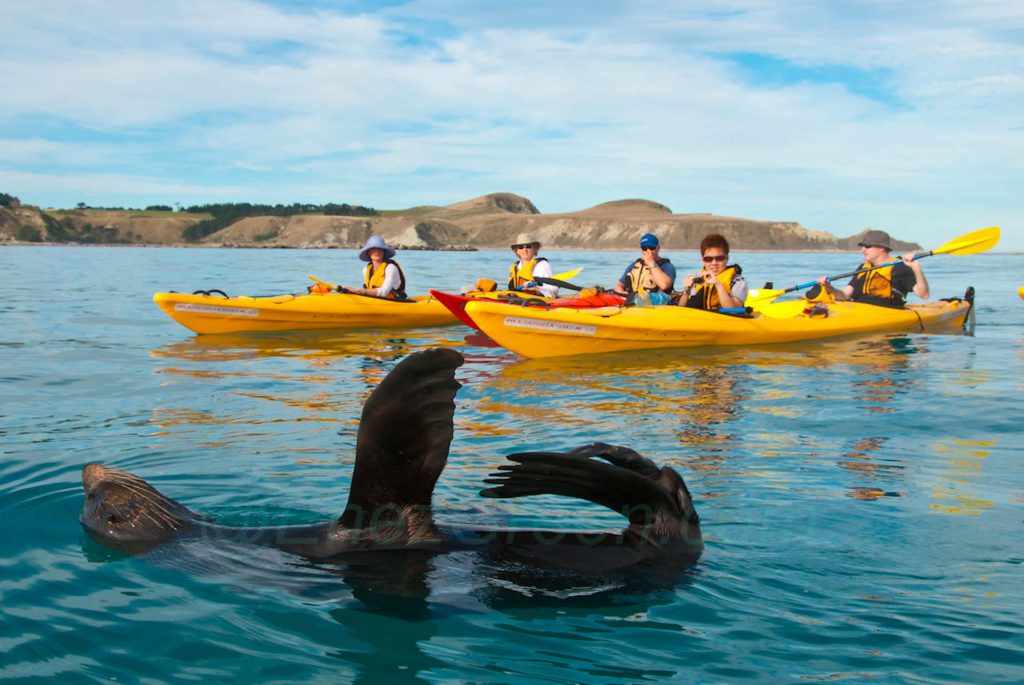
[1,244,1022,683]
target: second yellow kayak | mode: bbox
[463,293,975,358]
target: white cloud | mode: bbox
[0,0,1021,249]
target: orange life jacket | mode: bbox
[363,259,407,300]
[508,257,548,289]
[684,264,742,311]
[850,261,905,306]
[626,257,672,293]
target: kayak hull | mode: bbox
[462,296,974,358]
[154,291,457,334]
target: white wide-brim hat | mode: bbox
[358,235,396,262]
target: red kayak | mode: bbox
[429,289,627,330]
[429,290,550,330]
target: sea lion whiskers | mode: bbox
[96,471,182,526]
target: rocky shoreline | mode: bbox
[0,192,922,252]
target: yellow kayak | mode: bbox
[154,291,458,334]
[463,293,975,358]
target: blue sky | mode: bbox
[1,0,1021,250]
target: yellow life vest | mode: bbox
[685,264,741,311]
[363,259,407,300]
[508,257,547,289]
[851,261,904,306]
[626,258,671,294]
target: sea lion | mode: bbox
[80,348,702,570]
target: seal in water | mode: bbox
[80,348,702,570]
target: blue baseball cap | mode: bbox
[639,233,659,249]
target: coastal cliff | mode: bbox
[0,193,921,251]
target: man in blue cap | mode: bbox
[613,233,676,298]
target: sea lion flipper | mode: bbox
[341,348,464,525]
[480,446,688,528]
[565,442,661,478]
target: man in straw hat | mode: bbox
[508,233,558,298]
[811,229,929,307]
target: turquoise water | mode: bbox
[1,245,1023,683]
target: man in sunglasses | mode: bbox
[810,229,929,307]
[675,233,747,311]
[613,233,676,298]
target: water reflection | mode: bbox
[930,438,996,515]
[844,337,921,414]
[150,327,462,366]
[837,437,907,501]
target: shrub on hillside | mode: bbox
[180,202,377,241]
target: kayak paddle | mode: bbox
[534,276,585,291]
[551,266,583,281]
[513,267,584,291]
[746,226,1001,306]
[307,275,355,293]
[309,274,337,289]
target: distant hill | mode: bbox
[0,193,922,252]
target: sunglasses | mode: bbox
[513,244,536,250]
[702,254,727,263]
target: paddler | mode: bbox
[810,229,929,307]
[508,233,558,297]
[340,235,408,299]
[675,233,747,311]
[613,233,676,303]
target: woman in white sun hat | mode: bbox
[342,235,407,299]
[508,233,557,298]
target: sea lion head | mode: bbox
[656,464,702,543]
[80,463,193,546]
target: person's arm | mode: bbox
[529,260,558,298]
[902,253,929,299]
[613,265,632,294]
[676,273,698,306]
[647,261,673,292]
[815,275,854,301]
[724,278,748,308]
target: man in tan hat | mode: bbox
[812,229,929,307]
[508,233,558,298]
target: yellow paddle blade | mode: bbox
[552,266,583,281]
[745,288,786,306]
[932,226,1000,256]
[308,275,338,290]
